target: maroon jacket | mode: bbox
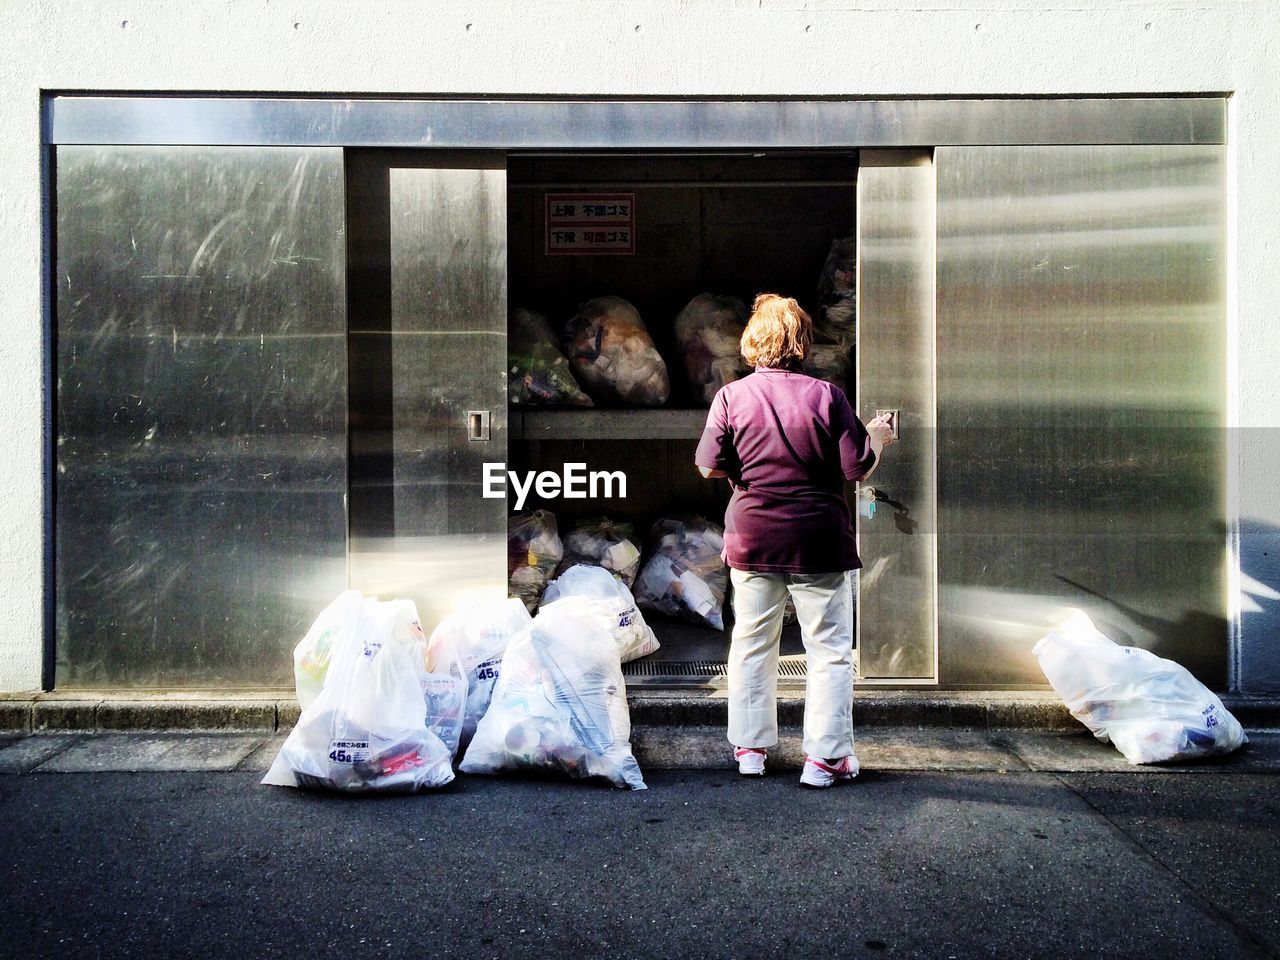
[695,366,875,574]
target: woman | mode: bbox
[695,293,894,788]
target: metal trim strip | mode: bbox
[46,96,1225,147]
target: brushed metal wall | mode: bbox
[347,156,509,633]
[54,146,348,687]
[935,145,1228,687]
[855,151,938,681]
[51,121,1229,689]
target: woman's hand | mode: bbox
[867,413,897,449]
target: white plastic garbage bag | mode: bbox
[541,563,660,663]
[509,307,594,407]
[424,597,532,753]
[293,589,364,712]
[562,296,670,407]
[264,596,455,793]
[634,517,728,630]
[1033,610,1247,765]
[673,293,750,405]
[459,604,647,789]
[411,634,468,762]
[556,516,642,587]
[509,510,564,613]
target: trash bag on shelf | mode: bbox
[508,510,564,613]
[508,307,594,408]
[815,235,856,346]
[634,516,728,630]
[459,603,647,789]
[562,296,670,407]
[1033,610,1247,765]
[293,589,365,712]
[673,293,750,405]
[264,596,455,793]
[802,343,851,394]
[556,516,642,588]
[424,597,533,753]
[541,563,660,663]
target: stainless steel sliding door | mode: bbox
[855,151,938,681]
[934,145,1228,687]
[55,146,348,687]
[346,153,508,633]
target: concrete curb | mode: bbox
[625,690,1084,730]
[0,693,296,734]
[2,690,1277,734]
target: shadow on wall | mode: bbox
[1238,518,1280,695]
[938,585,1230,691]
[937,521,1280,694]
[937,522,1235,691]
[1051,575,1229,688]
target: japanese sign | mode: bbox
[545,193,636,255]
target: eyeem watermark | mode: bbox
[483,462,627,510]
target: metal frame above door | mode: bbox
[46,97,1225,148]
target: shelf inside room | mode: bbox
[510,408,709,441]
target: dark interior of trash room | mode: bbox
[506,150,858,525]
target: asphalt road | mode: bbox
[2,767,1277,960]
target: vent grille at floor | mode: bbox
[622,659,808,680]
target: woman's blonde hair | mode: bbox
[740,293,812,368]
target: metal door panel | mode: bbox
[347,157,508,632]
[855,151,938,681]
[54,145,348,687]
[935,145,1228,687]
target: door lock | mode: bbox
[467,410,491,442]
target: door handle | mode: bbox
[875,408,900,439]
[467,410,491,442]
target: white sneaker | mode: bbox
[734,747,767,777]
[800,755,859,788]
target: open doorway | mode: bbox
[505,151,859,686]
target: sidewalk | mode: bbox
[1,728,1277,960]
[1,725,1276,774]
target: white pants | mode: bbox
[727,568,855,760]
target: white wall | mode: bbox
[3,0,1277,692]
